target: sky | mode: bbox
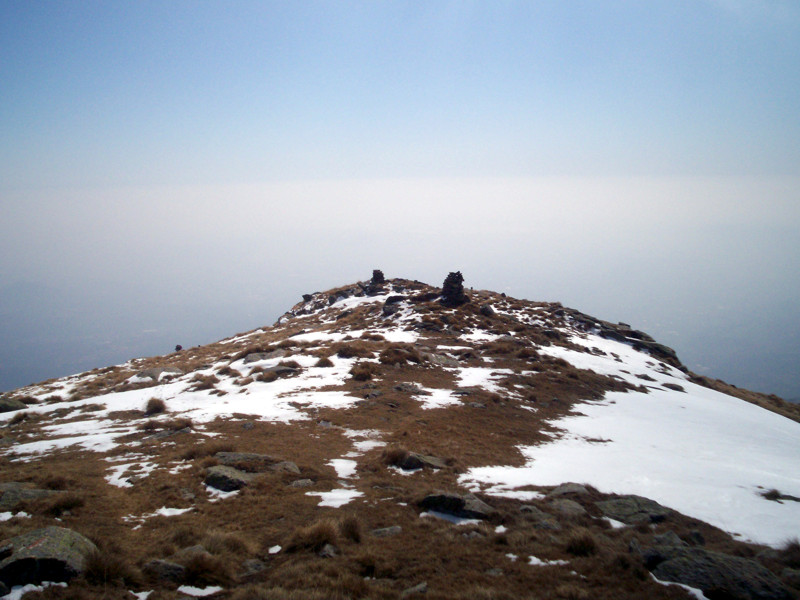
[1,1,799,399]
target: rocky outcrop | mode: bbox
[646,545,792,600]
[0,527,97,587]
[595,495,672,524]
[243,349,286,363]
[0,398,27,413]
[419,492,495,520]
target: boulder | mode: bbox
[549,498,587,517]
[0,398,28,413]
[547,483,590,498]
[399,453,448,470]
[0,483,59,511]
[420,352,460,368]
[143,559,186,583]
[370,526,402,538]
[419,492,495,520]
[649,546,792,600]
[243,350,286,364]
[479,304,496,317]
[0,527,97,587]
[595,495,672,524]
[204,466,258,492]
[269,461,301,475]
[215,452,281,472]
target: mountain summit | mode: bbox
[1,273,798,600]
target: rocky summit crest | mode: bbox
[0,273,798,600]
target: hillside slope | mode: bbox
[0,274,798,600]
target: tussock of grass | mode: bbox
[285,519,339,552]
[349,362,380,381]
[181,441,236,460]
[334,341,374,359]
[144,397,166,416]
[381,446,409,467]
[83,549,141,587]
[565,528,597,556]
[315,357,335,368]
[189,374,220,391]
[42,492,85,517]
[379,344,421,365]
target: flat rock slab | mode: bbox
[650,547,792,600]
[399,453,448,470]
[595,495,672,524]
[0,526,97,587]
[0,483,59,511]
[419,492,495,520]
[205,465,258,492]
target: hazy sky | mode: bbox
[1,2,799,399]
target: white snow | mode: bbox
[2,582,67,600]
[306,489,364,508]
[651,574,708,599]
[329,459,358,479]
[268,545,281,554]
[461,381,800,547]
[0,511,29,521]
[412,387,462,409]
[528,556,569,567]
[177,585,223,597]
[420,511,482,526]
[129,591,153,600]
[450,367,513,394]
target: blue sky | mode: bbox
[1,1,799,398]
[3,1,799,188]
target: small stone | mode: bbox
[289,479,314,488]
[401,582,428,597]
[318,543,337,558]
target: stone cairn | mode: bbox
[441,271,468,306]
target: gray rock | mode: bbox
[136,367,183,381]
[650,547,792,600]
[399,453,448,470]
[595,495,672,524]
[419,492,495,520]
[401,581,428,597]
[269,461,301,475]
[653,531,686,547]
[420,353,460,368]
[520,504,561,531]
[0,483,59,511]
[204,465,258,492]
[318,543,337,558]
[547,483,590,497]
[549,498,587,517]
[243,350,286,364]
[479,304,496,317]
[289,479,314,488]
[0,398,28,413]
[215,452,280,472]
[143,559,186,583]
[0,526,98,587]
[370,526,402,538]
[393,383,422,394]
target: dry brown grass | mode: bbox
[349,362,381,381]
[181,440,236,460]
[285,519,339,552]
[315,357,335,367]
[144,397,166,416]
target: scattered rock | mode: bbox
[204,465,258,492]
[479,304,496,317]
[549,498,587,517]
[370,526,402,538]
[419,492,496,520]
[0,398,28,413]
[547,483,590,498]
[0,527,97,587]
[595,495,672,524]
[648,546,792,600]
[143,559,186,583]
[393,383,422,394]
[289,479,314,488]
[318,543,338,558]
[467,402,486,409]
[401,581,428,597]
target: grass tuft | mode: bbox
[144,397,166,416]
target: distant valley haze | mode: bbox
[1,2,798,400]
